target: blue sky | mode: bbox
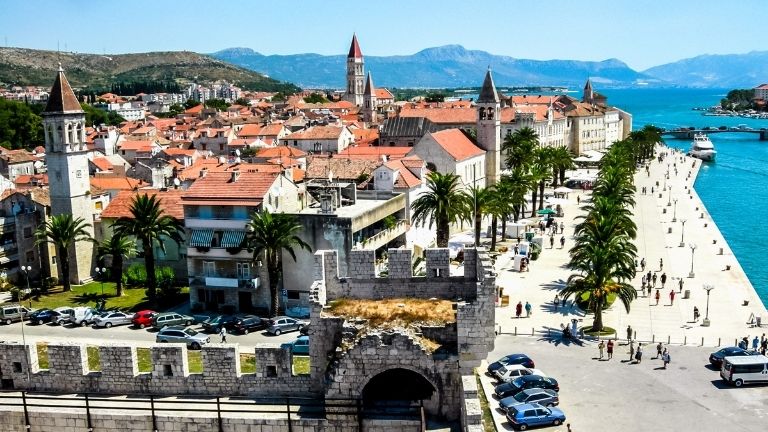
[3,0,766,70]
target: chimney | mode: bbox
[230,169,240,182]
[200,168,208,178]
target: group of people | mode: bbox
[738,334,768,355]
[514,301,533,319]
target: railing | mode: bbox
[361,220,408,250]
[189,276,259,289]
[0,391,425,431]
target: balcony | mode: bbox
[189,275,260,290]
[186,247,251,259]
[185,218,249,230]
[359,220,408,251]
[0,243,18,258]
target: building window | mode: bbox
[25,251,34,263]
[23,227,32,238]
[236,262,250,280]
[51,256,56,265]
[287,290,301,300]
[203,261,216,277]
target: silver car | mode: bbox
[92,311,133,328]
[266,316,307,336]
[155,327,210,349]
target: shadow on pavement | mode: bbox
[537,326,585,347]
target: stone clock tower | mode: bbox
[41,65,94,284]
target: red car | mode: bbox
[131,310,156,329]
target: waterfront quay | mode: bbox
[493,144,768,347]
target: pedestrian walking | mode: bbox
[738,337,748,350]
[220,327,227,343]
[598,340,605,359]
[652,273,657,287]
[669,289,675,305]
[606,339,614,359]
[656,342,663,359]
[554,294,560,311]
[629,340,635,361]
[693,306,700,322]
[641,280,647,297]
[550,236,555,249]
[646,271,652,285]
[635,343,643,364]
[635,259,639,269]
[640,258,646,271]
[515,301,523,319]
[761,337,767,355]
[678,278,684,293]
[560,236,565,249]
[753,336,760,350]
[660,273,667,288]
[576,195,580,205]
[655,289,660,305]
[525,301,532,318]
[626,325,633,341]
[662,349,670,369]
[561,297,567,308]
[659,258,664,271]
[560,222,564,234]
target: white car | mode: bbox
[92,311,133,328]
[494,364,547,382]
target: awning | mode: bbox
[189,229,214,247]
[221,231,246,248]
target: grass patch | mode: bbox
[35,343,100,371]
[87,346,100,371]
[575,292,617,312]
[17,283,190,313]
[293,356,310,375]
[326,298,456,327]
[583,326,616,337]
[188,351,202,373]
[475,371,496,432]
[240,354,256,374]
[36,343,49,369]
[137,347,152,372]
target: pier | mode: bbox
[661,128,768,140]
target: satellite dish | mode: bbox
[235,149,241,156]
[173,178,181,186]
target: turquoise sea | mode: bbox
[603,88,768,307]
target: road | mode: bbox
[480,335,768,432]
[0,319,298,351]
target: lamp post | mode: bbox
[20,265,32,308]
[672,198,678,222]
[667,186,672,207]
[679,219,687,247]
[688,243,697,278]
[702,284,714,327]
[13,268,31,381]
[95,267,106,297]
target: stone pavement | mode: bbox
[492,145,768,347]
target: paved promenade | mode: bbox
[493,145,768,347]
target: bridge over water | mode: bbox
[661,128,768,140]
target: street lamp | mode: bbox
[667,186,672,207]
[20,265,32,308]
[702,284,715,327]
[679,219,687,247]
[688,243,697,278]
[14,267,31,381]
[95,267,107,297]
[672,199,678,222]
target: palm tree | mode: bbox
[528,147,552,216]
[492,176,516,243]
[112,194,184,304]
[469,186,495,247]
[549,146,574,187]
[246,210,310,317]
[97,234,136,297]
[503,127,538,170]
[412,172,472,247]
[502,169,535,223]
[35,214,93,292]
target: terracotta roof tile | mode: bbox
[182,171,279,203]
[429,129,484,161]
[44,68,82,113]
[101,189,184,220]
[285,126,346,140]
[256,146,307,159]
[90,176,146,191]
[399,107,475,124]
[91,157,114,172]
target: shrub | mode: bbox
[156,266,181,304]
[9,287,20,302]
[125,264,147,287]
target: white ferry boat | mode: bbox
[689,133,716,162]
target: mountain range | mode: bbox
[212,45,768,90]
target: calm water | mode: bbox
[604,88,768,307]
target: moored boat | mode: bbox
[688,133,716,162]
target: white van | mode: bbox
[720,354,768,387]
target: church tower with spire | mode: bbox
[41,66,95,284]
[476,69,501,185]
[345,34,365,107]
[582,78,594,103]
[362,72,377,123]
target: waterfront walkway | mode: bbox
[493,145,768,347]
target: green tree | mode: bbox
[184,99,201,109]
[503,127,538,170]
[112,194,184,305]
[35,214,94,292]
[0,99,44,149]
[502,169,535,223]
[97,234,136,297]
[271,93,287,102]
[425,92,445,103]
[235,98,250,106]
[246,210,311,317]
[412,172,471,248]
[529,147,552,216]
[81,103,124,127]
[549,146,574,188]
[469,186,495,247]
[302,93,329,104]
[204,98,230,111]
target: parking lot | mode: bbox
[481,335,768,432]
[0,316,298,351]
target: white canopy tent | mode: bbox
[448,233,476,258]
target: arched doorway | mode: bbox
[362,368,436,403]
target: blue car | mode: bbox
[28,308,63,325]
[487,354,535,375]
[281,335,309,355]
[505,402,565,430]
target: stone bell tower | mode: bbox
[345,33,365,107]
[41,65,95,284]
[476,69,501,185]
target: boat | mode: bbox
[688,133,716,162]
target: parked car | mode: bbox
[92,311,133,328]
[709,347,759,368]
[495,364,547,383]
[131,310,156,329]
[202,315,239,333]
[151,312,194,330]
[499,389,560,412]
[68,307,97,327]
[495,375,559,399]
[51,307,75,325]
[266,316,307,336]
[0,305,30,324]
[487,354,535,375]
[281,335,309,355]
[232,315,267,334]
[28,308,62,325]
[155,326,210,349]
[505,402,566,430]
[721,354,768,387]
